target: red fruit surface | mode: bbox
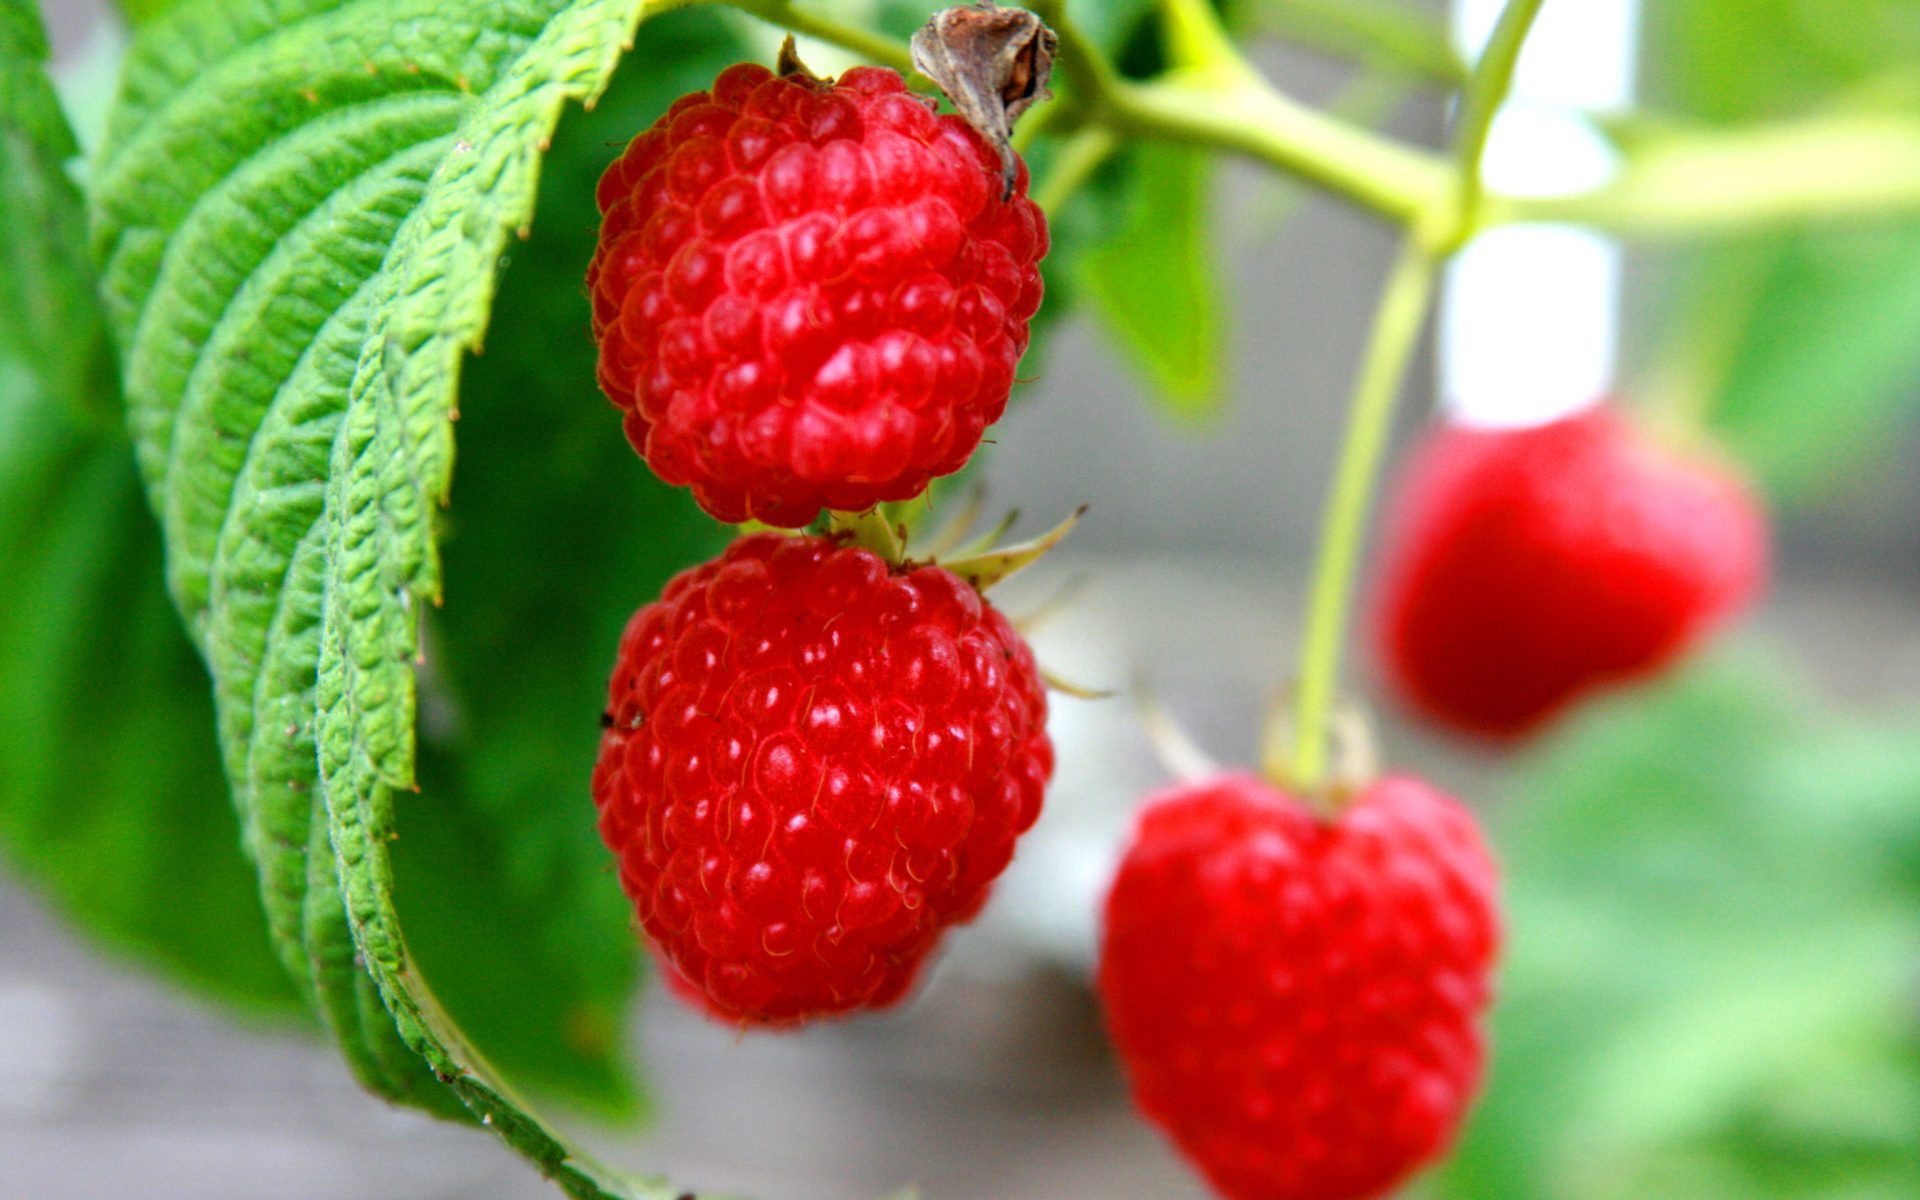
[588,62,1049,527]
[1099,773,1499,1200]
[591,533,1052,1024]
[1374,407,1768,739]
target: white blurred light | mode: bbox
[1440,226,1619,428]
[1455,0,1638,110]
[1442,0,1637,429]
[1480,105,1622,198]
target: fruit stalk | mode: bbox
[1286,238,1436,796]
[1286,0,1549,795]
[724,0,919,75]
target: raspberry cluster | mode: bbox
[589,62,1047,527]
[592,534,1052,1023]
[1099,773,1499,1200]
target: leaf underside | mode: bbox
[88,0,730,1193]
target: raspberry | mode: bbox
[591,532,1052,1024]
[588,62,1049,527]
[1098,773,1499,1200]
[1374,407,1768,739]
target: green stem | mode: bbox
[1155,0,1248,82]
[1447,0,1547,246]
[1255,0,1468,87]
[1496,109,1920,233]
[711,0,1920,239]
[1286,239,1436,794]
[1031,126,1119,216]
[1284,0,1542,795]
[1036,0,1454,230]
[827,507,905,562]
[716,0,1453,227]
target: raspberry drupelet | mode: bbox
[591,533,1053,1024]
[589,63,1049,528]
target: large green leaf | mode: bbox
[0,0,298,1015]
[1437,645,1920,1200]
[393,7,735,1121]
[88,0,736,1191]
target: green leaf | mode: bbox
[1078,142,1227,421]
[1630,0,1920,499]
[1702,222,1920,496]
[89,0,735,1190]
[1437,645,1920,1200]
[2,0,116,426]
[394,7,735,1119]
[0,0,298,1014]
[0,405,308,1017]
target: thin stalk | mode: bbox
[1286,239,1436,795]
[1284,0,1542,796]
[1447,0,1548,246]
[1035,0,1454,229]
[722,0,919,77]
[1254,0,1468,87]
[1031,126,1119,216]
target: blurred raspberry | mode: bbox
[1099,773,1499,1200]
[1374,407,1769,739]
[588,62,1048,527]
[591,533,1052,1024]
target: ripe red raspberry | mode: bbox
[588,62,1049,527]
[1099,773,1499,1200]
[591,533,1052,1024]
[1374,407,1768,739]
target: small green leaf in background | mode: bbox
[0,0,298,1015]
[980,0,1160,395]
[2,0,115,426]
[1636,0,1920,500]
[1696,223,1920,497]
[1438,643,1920,1200]
[1079,142,1228,422]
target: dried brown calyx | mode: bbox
[910,3,1058,198]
